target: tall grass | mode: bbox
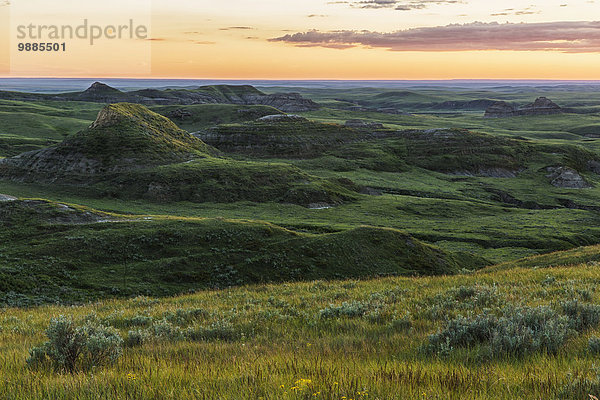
[2,264,600,399]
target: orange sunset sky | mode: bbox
[1,0,600,79]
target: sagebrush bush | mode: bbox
[80,324,123,367]
[163,308,208,325]
[423,284,502,320]
[151,319,184,342]
[491,306,571,356]
[27,316,123,372]
[588,336,600,354]
[185,320,240,341]
[561,300,600,332]
[428,306,573,357]
[126,329,151,347]
[128,315,154,327]
[27,316,85,372]
[448,285,500,308]
[428,314,496,351]
[318,301,371,319]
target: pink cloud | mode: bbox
[269,21,600,53]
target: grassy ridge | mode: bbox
[485,243,600,272]
[103,158,359,205]
[2,166,600,264]
[203,119,599,177]
[0,100,101,157]
[150,104,284,132]
[204,118,367,158]
[0,199,485,306]
[0,104,358,207]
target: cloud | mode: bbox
[490,6,539,16]
[269,21,600,53]
[219,26,254,31]
[340,0,462,10]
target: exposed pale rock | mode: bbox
[484,97,563,118]
[344,119,384,129]
[546,166,591,189]
[450,168,519,178]
[257,114,306,122]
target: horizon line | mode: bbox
[2,76,600,82]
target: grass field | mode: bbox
[3,262,600,399]
[1,84,600,399]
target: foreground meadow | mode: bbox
[2,263,600,399]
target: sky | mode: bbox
[2,0,600,79]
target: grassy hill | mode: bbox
[0,103,356,207]
[485,243,600,272]
[0,103,215,178]
[0,100,101,157]
[201,117,370,157]
[286,127,599,180]
[193,84,264,100]
[98,158,359,205]
[0,83,320,112]
[66,103,215,164]
[151,104,285,132]
[0,198,485,306]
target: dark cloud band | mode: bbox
[349,0,461,10]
